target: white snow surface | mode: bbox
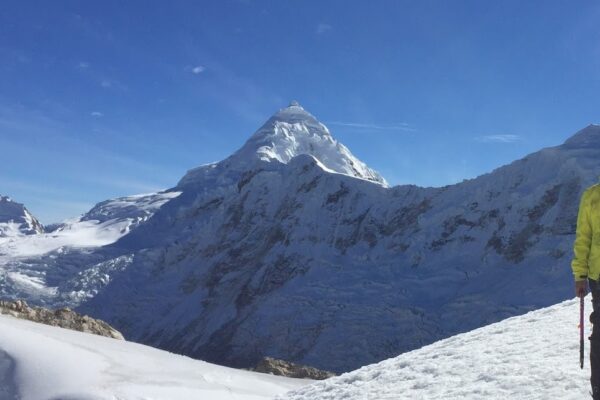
[0,314,310,400]
[278,296,592,400]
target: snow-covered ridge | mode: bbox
[278,297,590,400]
[0,314,310,400]
[81,191,181,224]
[178,102,388,187]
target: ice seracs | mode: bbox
[178,102,388,187]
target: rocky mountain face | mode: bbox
[1,103,599,374]
[0,196,43,237]
[0,299,124,339]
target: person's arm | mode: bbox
[572,189,592,296]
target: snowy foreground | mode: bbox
[0,296,593,400]
[278,296,592,400]
[0,315,309,400]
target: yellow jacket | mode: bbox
[572,184,600,281]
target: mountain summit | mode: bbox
[563,124,600,148]
[0,196,43,237]
[178,102,388,187]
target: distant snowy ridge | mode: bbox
[0,191,180,261]
[0,195,43,237]
[0,314,310,400]
[278,296,591,400]
[81,191,182,224]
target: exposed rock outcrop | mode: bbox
[253,357,336,380]
[0,300,124,340]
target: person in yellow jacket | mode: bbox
[573,183,600,398]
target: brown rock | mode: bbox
[253,357,336,380]
[0,300,124,340]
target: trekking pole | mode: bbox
[581,295,585,369]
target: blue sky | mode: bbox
[1,1,599,223]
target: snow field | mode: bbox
[0,314,310,400]
[278,296,592,400]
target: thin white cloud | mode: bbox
[99,78,127,91]
[316,23,333,35]
[90,111,104,118]
[78,61,90,69]
[475,134,521,143]
[192,65,206,74]
[326,121,416,132]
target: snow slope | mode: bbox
[278,296,591,400]
[0,314,310,400]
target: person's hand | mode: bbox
[576,280,588,298]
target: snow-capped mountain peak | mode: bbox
[0,195,44,237]
[178,102,388,187]
[270,100,324,126]
[234,101,333,163]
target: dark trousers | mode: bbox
[589,278,600,398]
